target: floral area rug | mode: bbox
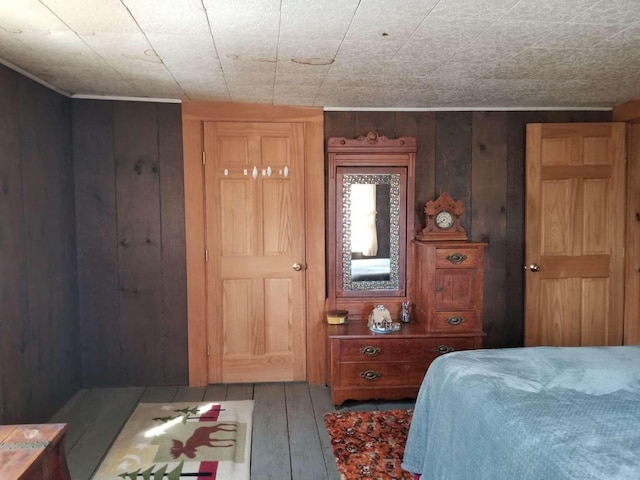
[324,409,413,480]
[93,400,253,480]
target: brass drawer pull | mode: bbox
[434,345,454,354]
[359,346,381,356]
[446,253,467,265]
[360,370,382,381]
[445,316,465,326]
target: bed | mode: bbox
[402,346,640,480]
[350,258,390,281]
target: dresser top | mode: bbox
[327,321,482,339]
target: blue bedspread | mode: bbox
[402,346,640,480]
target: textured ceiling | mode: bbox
[1,0,639,109]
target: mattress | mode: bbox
[402,346,640,480]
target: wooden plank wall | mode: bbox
[73,100,188,387]
[0,64,79,424]
[0,58,618,419]
[325,110,611,348]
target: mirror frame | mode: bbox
[327,131,416,319]
[336,167,407,296]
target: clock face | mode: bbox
[435,210,454,230]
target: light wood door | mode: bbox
[204,121,306,383]
[525,123,626,346]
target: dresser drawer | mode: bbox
[435,248,480,268]
[430,311,481,333]
[335,361,431,387]
[334,337,476,362]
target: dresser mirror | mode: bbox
[327,132,416,316]
[337,167,406,293]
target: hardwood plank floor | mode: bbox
[50,383,415,480]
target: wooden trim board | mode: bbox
[611,99,640,344]
[624,123,640,344]
[613,98,640,123]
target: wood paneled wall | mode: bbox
[0,65,79,424]
[73,100,188,387]
[325,110,611,348]
[0,61,615,418]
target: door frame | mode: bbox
[181,101,325,386]
[613,101,640,344]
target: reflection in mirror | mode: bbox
[342,173,400,291]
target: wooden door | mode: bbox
[525,123,626,346]
[203,121,306,383]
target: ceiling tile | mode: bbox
[532,23,626,49]
[0,0,70,33]
[0,29,98,69]
[224,71,275,86]
[146,33,223,83]
[227,84,274,103]
[354,0,440,17]
[569,0,640,25]
[0,0,639,108]
[204,0,279,59]
[42,0,140,34]
[408,17,489,45]
[506,0,599,22]
[429,0,522,20]
[276,57,335,75]
[275,72,325,87]
[123,0,211,36]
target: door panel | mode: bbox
[538,278,580,345]
[435,269,477,311]
[263,181,292,255]
[220,180,253,255]
[204,121,306,383]
[540,179,572,254]
[525,123,626,346]
[583,179,610,253]
[222,279,255,354]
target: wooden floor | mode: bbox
[49,383,415,480]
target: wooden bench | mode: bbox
[0,424,70,480]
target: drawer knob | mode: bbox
[445,316,465,326]
[360,370,382,381]
[446,253,467,265]
[434,345,454,354]
[359,346,381,356]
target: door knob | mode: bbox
[292,262,303,271]
[528,263,541,272]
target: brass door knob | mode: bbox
[292,262,303,271]
[528,263,541,272]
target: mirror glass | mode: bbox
[341,172,401,292]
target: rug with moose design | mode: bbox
[93,400,253,480]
